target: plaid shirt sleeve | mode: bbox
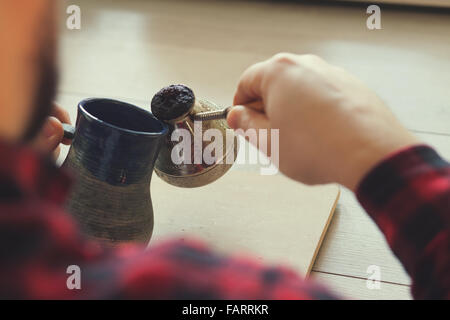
[0,140,336,300]
[356,145,450,300]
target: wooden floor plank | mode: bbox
[312,131,450,286]
[310,271,412,300]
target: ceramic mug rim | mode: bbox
[78,98,169,137]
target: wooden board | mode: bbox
[150,170,340,276]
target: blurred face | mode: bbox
[0,1,58,142]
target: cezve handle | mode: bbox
[62,123,76,140]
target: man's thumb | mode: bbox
[32,117,64,155]
[227,105,270,131]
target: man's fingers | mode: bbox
[233,60,269,106]
[52,145,61,162]
[232,100,265,113]
[51,103,71,124]
[28,103,71,158]
[51,103,72,145]
[227,105,270,131]
[32,116,64,155]
[227,105,274,158]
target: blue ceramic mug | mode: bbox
[62,98,169,246]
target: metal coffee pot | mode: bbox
[151,85,238,188]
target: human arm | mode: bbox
[228,53,450,299]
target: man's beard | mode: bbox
[22,43,58,142]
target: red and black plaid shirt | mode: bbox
[0,140,448,299]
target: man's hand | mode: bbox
[31,103,72,160]
[228,53,419,191]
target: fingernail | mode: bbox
[227,105,244,129]
[43,117,59,138]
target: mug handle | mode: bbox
[62,123,76,140]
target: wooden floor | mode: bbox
[57,0,450,299]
